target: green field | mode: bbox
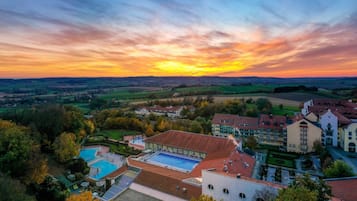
[70,103,90,113]
[271,105,299,116]
[267,151,299,168]
[95,129,139,140]
[175,85,274,94]
[99,88,173,100]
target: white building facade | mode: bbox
[320,110,338,147]
[202,170,280,201]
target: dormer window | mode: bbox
[208,184,214,190]
[223,188,229,194]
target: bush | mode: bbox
[74,172,84,181]
[67,158,89,175]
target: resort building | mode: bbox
[125,130,265,201]
[301,99,355,147]
[212,113,287,148]
[202,170,281,201]
[286,118,322,153]
[340,122,357,152]
[320,110,338,146]
[135,105,183,118]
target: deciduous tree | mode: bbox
[324,160,354,178]
[53,132,80,163]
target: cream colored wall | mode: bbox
[306,112,318,122]
[343,123,357,152]
[287,119,322,153]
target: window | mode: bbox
[208,184,214,190]
[223,188,229,194]
[239,192,246,199]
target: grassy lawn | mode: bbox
[267,151,299,169]
[95,129,140,141]
[271,105,299,116]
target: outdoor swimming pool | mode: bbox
[79,148,98,162]
[146,152,200,172]
[90,160,118,180]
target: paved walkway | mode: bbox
[328,147,357,174]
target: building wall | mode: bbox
[320,110,338,147]
[301,99,313,116]
[212,124,285,147]
[342,123,357,152]
[306,112,318,122]
[145,142,206,159]
[287,119,322,153]
[202,170,279,201]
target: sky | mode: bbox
[0,0,357,78]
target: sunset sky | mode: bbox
[1,0,357,78]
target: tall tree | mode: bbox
[0,176,36,201]
[53,132,80,163]
[293,174,331,201]
[0,123,32,177]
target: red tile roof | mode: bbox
[308,99,357,120]
[326,177,357,201]
[131,130,257,199]
[145,130,237,156]
[134,170,201,200]
[212,113,259,129]
[258,114,287,130]
[106,165,128,179]
[212,113,287,131]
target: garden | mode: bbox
[267,151,299,169]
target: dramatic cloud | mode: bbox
[0,0,356,78]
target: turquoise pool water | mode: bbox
[90,160,118,180]
[147,152,200,172]
[79,148,97,162]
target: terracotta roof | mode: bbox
[331,111,352,125]
[105,165,128,179]
[326,177,357,201]
[145,130,237,156]
[212,113,259,129]
[191,150,255,178]
[307,99,357,120]
[208,169,285,189]
[212,113,288,131]
[258,114,287,130]
[134,170,201,200]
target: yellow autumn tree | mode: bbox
[53,132,80,163]
[66,191,99,201]
[191,195,216,201]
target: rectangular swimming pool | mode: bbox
[146,152,200,172]
[79,148,98,162]
[90,160,118,180]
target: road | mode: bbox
[328,147,357,174]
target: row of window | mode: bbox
[207,184,265,201]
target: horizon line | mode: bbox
[0,75,357,80]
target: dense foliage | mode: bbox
[324,160,354,178]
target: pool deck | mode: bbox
[83,145,110,156]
